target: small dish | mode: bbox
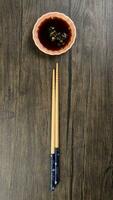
[32,12,76,55]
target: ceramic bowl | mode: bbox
[32,12,76,55]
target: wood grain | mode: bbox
[0,0,113,199]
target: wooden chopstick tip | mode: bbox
[56,62,58,68]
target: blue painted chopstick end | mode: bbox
[50,153,55,191]
[55,148,60,186]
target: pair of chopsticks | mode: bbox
[50,63,60,191]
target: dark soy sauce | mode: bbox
[38,17,72,50]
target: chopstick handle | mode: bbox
[50,153,55,191]
[55,148,60,185]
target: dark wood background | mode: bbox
[0,0,113,199]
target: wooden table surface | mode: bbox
[0,0,113,200]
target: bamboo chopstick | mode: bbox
[55,62,60,186]
[50,69,56,191]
